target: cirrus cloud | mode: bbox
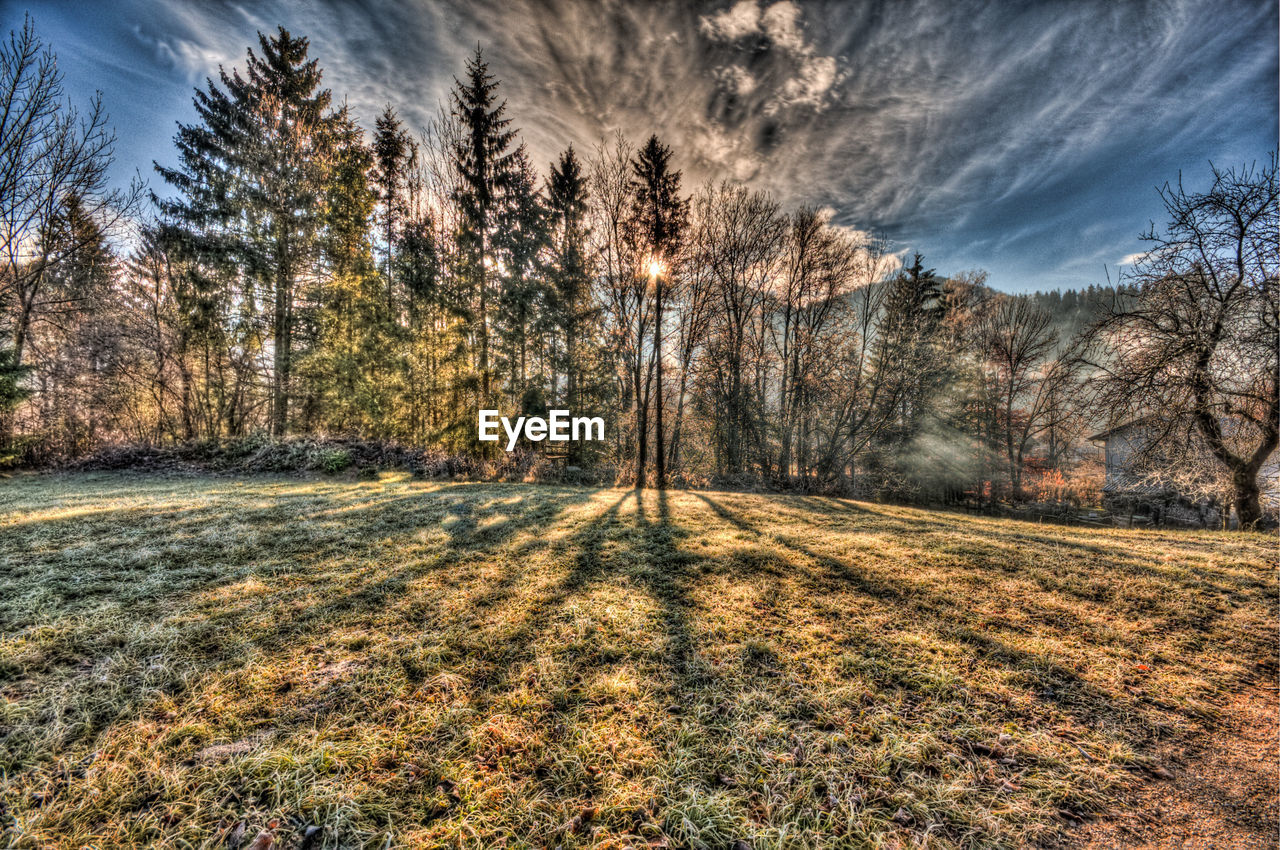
[23,0,1279,292]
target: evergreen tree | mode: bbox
[0,347,31,457]
[397,215,442,312]
[494,145,549,408]
[865,253,951,494]
[371,105,415,310]
[450,46,519,402]
[546,146,590,419]
[155,27,337,437]
[630,135,687,488]
[394,209,449,443]
[302,111,388,436]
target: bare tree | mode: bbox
[772,208,868,484]
[980,296,1080,495]
[0,16,141,447]
[695,182,786,476]
[665,189,719,477]
[1087,158,1278,528]
[589,133,652,481]
[0,16,139,374]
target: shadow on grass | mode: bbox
[755,492,1273,643]
[2,477,1275,846]
[689,491,1255,746]
[0,481,601,764]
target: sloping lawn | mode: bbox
[0,473,1274,848]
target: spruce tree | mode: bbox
[0,347,31,456]
[494,144,549,408]
[155,27,337,437]
[306,110,387,436]
[869,253,950,492]
[630,135,687,489]
[394,209,444,442]
[546,146,589,417]
[371,105,415,311]
[449,46,519,402]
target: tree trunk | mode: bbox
[635,353,647,488]
[519,322,527,403]
[669,363,689,473]
[654,277,666,489]
[1234,469,1263,530]
[566,317,579,464]
[566,318,577,411]
[778,308,793,481]
[478,228,490,401]
[178,335,194,441]
[270,243,293,438]
[386,204,396,314]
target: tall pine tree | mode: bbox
[546,146,590,417]
[495,144,549,410]
[156,27,338,436]
[450,46,519,402]
[371,105,415,312]
[630,135,686,489]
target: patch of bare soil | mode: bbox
[1069,681,1279,848]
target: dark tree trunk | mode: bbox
[654,278,666,489]
[635,354,647,488]
[1234,469,1262,530]
[270,244,293,438]
[669,365,688,473]
[478,229,490,401]
[178,338,194,441]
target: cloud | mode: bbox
[126,3,263,83]
[699,0,844,113]
[40,0,1280,292]
[759,2,804,52]
[714,64,757,97]
[693,122,763,181]
[775,53,836,110]
[137,32,229,80]
[699,0,761,41]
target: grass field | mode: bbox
[0,473,1274,848]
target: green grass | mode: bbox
[0,473,1274,848]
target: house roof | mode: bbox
[1088,420,1145,443]
[1101,477,1171,496]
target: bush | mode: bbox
[318,447,352,474]
[60,435,621,486]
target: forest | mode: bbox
[1,21,1276,526]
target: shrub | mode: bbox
[317,447,352,474]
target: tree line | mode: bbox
[1,21,1275,525]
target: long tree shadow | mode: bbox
[633,488,701,689]
[739,492,1273,643]
[0,480,601,769]
[442,489,633,700]
[487,487,835,841]
[447,486,701,697]
[689,492,1242,744]
[6,479,1273,845]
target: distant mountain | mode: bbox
[1023,285,1137,342]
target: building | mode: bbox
[1089,420,1279,528]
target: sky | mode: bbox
[5,0,1277,293]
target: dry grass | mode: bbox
[0,472,1274,848]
